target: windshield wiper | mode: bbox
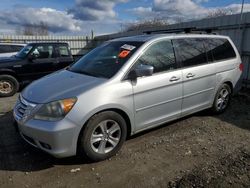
[70,69,106,78]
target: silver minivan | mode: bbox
[13,34,243,161]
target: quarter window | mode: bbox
[134,40,176,74]
[173,38,207,68]
[205,38,236,61]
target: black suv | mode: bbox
[0,42,74,97]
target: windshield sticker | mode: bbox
[118,50,130,58]
[121,44,136,51]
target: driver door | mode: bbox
[29,44,57,80]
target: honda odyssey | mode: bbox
[13,34,243,161]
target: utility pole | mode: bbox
[240,0,245,22]
[239,0,245,55]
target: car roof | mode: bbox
[111,34,229,42]
[27,42,69,45]
[0,43,26,46]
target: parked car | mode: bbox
[13,34,242,161]
[0,42,74,97]
[0,43,25,57]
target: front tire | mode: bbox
[0,75,19,97]
[212,84,232,114]
[78,111,127,162]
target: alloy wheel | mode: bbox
[217,88,230,111]
[90,120,121,154]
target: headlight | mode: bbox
[34,98,77,121]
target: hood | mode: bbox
[0,56,22,64]
[22,70,107,104]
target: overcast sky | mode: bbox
[0,0,250,36]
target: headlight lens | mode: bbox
[34,98,77,121]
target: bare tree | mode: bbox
[37,22,49,35]
[175,16,185,24]
[124,18,169,32]
[15,26,23,35]
[207,8,233,18]
[23,25,34,35]
[22,22,49,35]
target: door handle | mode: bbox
[169,76,180,82]
[186,73,195,78]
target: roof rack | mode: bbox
[143,27,218,35]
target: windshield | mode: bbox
[69,41,143,78]
[16,45,33,58]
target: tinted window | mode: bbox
[58,45,70,57]
[30,45,55,59]
[69,41,143,78]
[0,45,7,53]
[205,38,236,61]
[173,38,207,67]
[7,45,15,52]
[0,45,11,53]
[134,40,176,74]
[0,45,23,53]
[12,45,24,52]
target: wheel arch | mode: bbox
[0,69,19,81]
[224,81,233,93]
[76,107,133,155]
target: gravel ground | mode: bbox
[0,94,18,115]
[0,93,249,188]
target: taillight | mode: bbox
[239,63,243,72]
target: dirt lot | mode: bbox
[0,93,249,188]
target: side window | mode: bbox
[0,45,6,53]
[8,46,15,52]
[7,45,19,52]
[134,40,176,74]
[13,45,24,52]
[6,45,15,53]
[205,38,236,62]
[0,45,10,53]
[58,45,70,57]
[31,45,55,59]
[173,38,207,68]
[0,45,23,53]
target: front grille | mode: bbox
[14,95,36,121]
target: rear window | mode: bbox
[205,38,236,62]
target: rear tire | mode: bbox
[211,84,232,114]
[0,75,19,97]
[78,111,127,162]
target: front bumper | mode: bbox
[13,113,80,158]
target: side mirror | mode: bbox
[127,64,154,80]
